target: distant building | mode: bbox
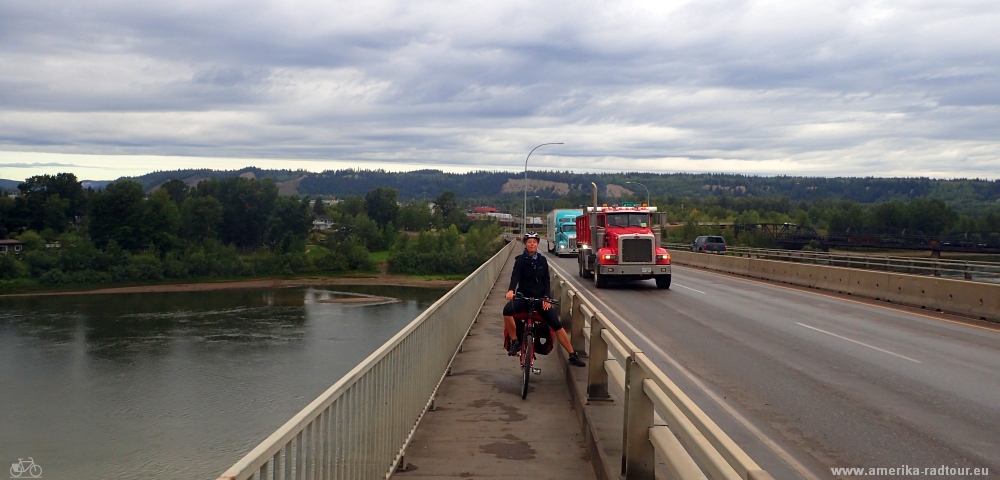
[472,206,497,214]
[313,215,336,231]
[0,239,25,255]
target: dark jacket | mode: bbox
[508,249,552,299]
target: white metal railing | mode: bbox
[551,270,774,480]
[217,241,516,480]
[663,242,1000,284]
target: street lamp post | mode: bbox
[523,143,563,235]
[529,195,541,232]
[625,181,649,206]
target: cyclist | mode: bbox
[504,232,586,367]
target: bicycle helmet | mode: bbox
[522,231,541,243]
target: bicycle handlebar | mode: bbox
[513,293,559,305]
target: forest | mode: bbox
[0,173,504,291]
[77,167,1000,216]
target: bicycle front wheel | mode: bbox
[521,333,534,400]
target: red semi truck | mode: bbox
[576,202,671,289]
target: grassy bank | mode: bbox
[0,268,463,297]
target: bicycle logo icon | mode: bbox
[9,458,42,478]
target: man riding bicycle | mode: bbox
[504,232,586,368]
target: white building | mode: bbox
[313,215,336,231]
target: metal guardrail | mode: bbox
[216,241,516,480]
[663,243,1000,284]
[550,271,773,480]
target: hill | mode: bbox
[116,168,1000,210]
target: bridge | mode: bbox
[217,239,1000,479]
[732,223,1000,254]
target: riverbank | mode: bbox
[0,272,463,297]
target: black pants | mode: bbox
[503,299,563,331]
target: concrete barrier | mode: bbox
[849,270,894,301]
[813,264,852,293]
[719,255,751,276]
[789,263,822,289]
[667,249,1000,322]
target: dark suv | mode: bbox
[692,236,727,253]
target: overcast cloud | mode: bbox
[2,0,999,180]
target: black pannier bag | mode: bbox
[503,319,555,355]
[532,322,555,355]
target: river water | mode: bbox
[0,285,447,480]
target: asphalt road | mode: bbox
[543,242,1000,479]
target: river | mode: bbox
[0,285,447,480]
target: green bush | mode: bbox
[0,255,27,280]
[246,251,314,276]
[387,223,502,275]
[129,254,165,281]
[0,278,40,293]
[25,250,59,277]
[39,268,67,286]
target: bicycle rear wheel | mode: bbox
[521,333,534,400]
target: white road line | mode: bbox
[673,283,707,294]
[672,264,1000,334]
[548,260,823,480]
[796,323,922,364]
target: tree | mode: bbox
[365,187,399,228]
[213,177,279,249]
[0,195,12,238]
[348,214,389,251]
[181,196,224,242]
[312,197,327,215]
[160,179,189,205]
[13,173,85,233]
[874,201,907,230]
[341,195,365,217]
[266,196,313,253]
[146,189,181,253]
[435,190,458,218]
[906,198,957,235]
[444,208,471,232]
[88,181,149,251]
[396,201,433,231]
[42,195,71,233]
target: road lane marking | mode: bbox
[672,265,1000,334]
[673,283,707,294]
[547,260,823,480]
[795,323,921,363]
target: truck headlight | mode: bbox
[602,254,617,261]
[656,253,670,261]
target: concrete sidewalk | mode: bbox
[396,247,596,479]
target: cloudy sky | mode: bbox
[2,0,999,180]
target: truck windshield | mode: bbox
[606,213,649,228]
[561,224,576,233]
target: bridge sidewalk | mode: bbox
[396,248,596,479]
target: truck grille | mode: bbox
[621,238,653,263]
[568,238,577,249]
